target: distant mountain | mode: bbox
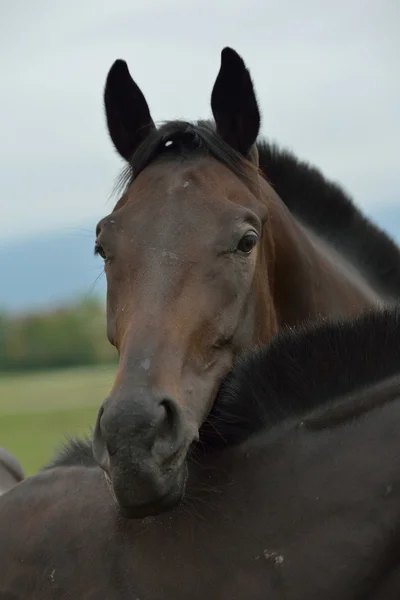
[0,225,106,313]
[0,205,399,314]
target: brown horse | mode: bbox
[3,307,400,598]
[91,46,400,518]
[0,447,24,494]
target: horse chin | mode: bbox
[105,462,189,519]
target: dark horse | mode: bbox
[3,308,400,598]
[91,46,400,517]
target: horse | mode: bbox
[2,307,400,598]
[90,45,400,518]
[0,447,24,494]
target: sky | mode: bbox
[0,0,399,243]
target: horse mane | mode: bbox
[47,306,400,468]
[257,142,400,300]
[46,434,95,469]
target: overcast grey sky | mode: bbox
[0,0,399,242]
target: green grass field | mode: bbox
[0,364,116,475]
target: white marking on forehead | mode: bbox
[165,140,173,147]
[182,181,189,188]
[140,358,151,371]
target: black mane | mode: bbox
[48,306,400,468]
[46,434,95,470]
[258,142,400,300]
[116,119,400,300]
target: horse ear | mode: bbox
[104,60,155,161]
[211,48,260,158]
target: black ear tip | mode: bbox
[111,58,128,73]
[106,59,130,84]
[220,47,245,68]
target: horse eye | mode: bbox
[236,232,258,254]
[94,242,107,260]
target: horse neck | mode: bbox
[254,186,381,343]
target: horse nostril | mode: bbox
[151,397,186,461]
[92,405,111,474]
[157,397,181,438]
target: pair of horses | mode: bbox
[1,47,400,598]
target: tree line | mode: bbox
[0,298,117,372]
